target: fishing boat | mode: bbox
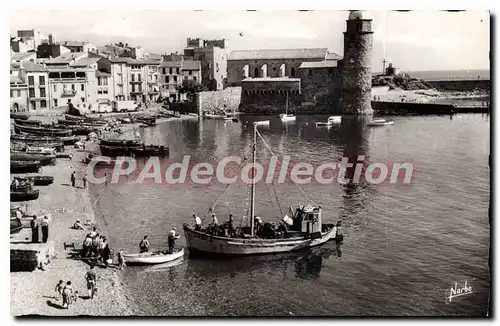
[367,119,395,127]
[11,161,41,173]
[11,189,40,202]
[183,122,341,256]
[14,119,42,126]
[11,152,56,166]
[65,114,107,123]
[136,116,157,126]
[315,116,342,127]
[280,93,296,122]
[123,248,184,265]
[10,112,29,120]
[11,216,23,234]
[14,123,73,137]
[254,120,270,127]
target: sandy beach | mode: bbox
[10,148,138,316]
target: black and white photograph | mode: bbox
[7,7,491,317]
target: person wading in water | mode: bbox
[167,227,180,254]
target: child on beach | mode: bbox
[54,280,63,301]
[62,281,73,309]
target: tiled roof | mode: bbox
[228,48,328,61]
[326,52,342,60]
[22,62,48,72]
[11,52,35,62]
[299,60,338,69]
[128,59,162,65]
[72,57,100,67]
[59,41,91,47]
[160,60,182,67]
[109,57,131,64]
[96,70,111,77]
[10,76,24,84]
[45,52,86,64]
[181,60,201,70]
[242,77,301,82]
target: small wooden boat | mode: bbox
[367,119,395,127]
[99,144,169,157]
[123,248,184,265]
[280,94,296,122]
[11,134,76,146]
[14,123,73,137]
[56,152,72,159]
[11,189,40,202]
[254,120,270,127]
[14,176,54,186]
[10,113,29,120]
[11,152,56,166]
[14,119,42,126]
[11,161,41,173]
[11,217,24,234]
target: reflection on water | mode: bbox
[95,114,490,316]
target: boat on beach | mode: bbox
[367,119,395,127]
[11,161,41,173]
[11,152,56,166]
[183,122,341,256]
[10,112,29,120]
[14,119,42,126]
[123,248,184,265]
[65,113,107,124]
[14,123,73,137]
[11,134,77,146]
[14,176,54,186]
[11,189,40,202]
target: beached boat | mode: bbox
[11,217,23,234]
[65,114,106,123]
[11,189,39,202]
[367,119,395,127]
[12,134,77,146]
[123,248,184,265]
[14,119,42,126]
[14,176,54,186]
[99,144,169,157]
[136,116,157,126]
[183,122,341,256]
[14,123,73,137]
[315,116,341,127]
[11,152,56,166]
[10,112,29,120]
[280,93,296,122]
[10,161,41,173]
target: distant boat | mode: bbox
[254,120,270,126]
[367,119,395,127]
[11,189,40,202]
[10,161,41,173]
[123,248,184,265]
[315,116,341,127]
[280,93,296,122]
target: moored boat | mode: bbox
[14,176,54,186]
[10,112,29,120]
[14,123,73,137]
[11,189,40,202]
[11,152,56,166]
[367,119,395,127]
[123,248,184,265]
[10,161,41,173]
[183,122,341,256]
[14,119,42,126]
[99,144,169,157]
[280,93,296,122]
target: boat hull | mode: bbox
[11,161,41,173]
[11,152,56,166]
[14,124,73,137]
[11,189,40,202]
[123,248,184,265]
[99,144,169,157]
[183,224,337,256]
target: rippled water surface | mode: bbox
[90,114,490,316]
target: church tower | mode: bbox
[340,11,374,114]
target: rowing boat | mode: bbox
[123,248,184,265]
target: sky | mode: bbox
[9,10,490,71]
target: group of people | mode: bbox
[139,226,181,254]
[30,214,51,243]
[193,213,251,238]
[71,171,88,188]
[81,227,115,267]
[54,265,98,309]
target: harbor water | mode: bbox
[90,113,490,316]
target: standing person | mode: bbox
[62,281,73,309]
[54,280,64,301]
[193,214,202,231]
[117,249,126,270]
[83,173,88,188]
[89,226,98,238]
[41,215,50,243]
[227,214,235,238]
[211,213,219,235]
[104,172,108,186]
[102,244,111,266]
[71,171,76,187]
[82,234,92,258]
[139,235,150,253]
[167,227,180,254]
[91,233,100,258]
[85,266,97,299]
[30,215,39,243]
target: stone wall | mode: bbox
[425,79,490,91]
[299,67,342,111]
[198,87,242,113]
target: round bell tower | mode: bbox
[340,10,374,115]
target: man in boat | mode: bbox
[226,214,235,238]
[139,235,150,253]
[167,227,180,254]
[211,214,219,235]
[254,216,263,236]
[193,214,202,231]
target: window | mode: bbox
[131,74,135,82]
[40,100,47,108]
[63,84,67,90]
[254,67,259,77]
[194,76,197,82]
[28,76,34,86]
[119,86,123,94]
[216,63,219,72]
[71,84,75,92]
[189,70,192,75]
[169,68,173,74]
[39,76,45,85]
[173,76,177,82]
[138,74,142,82]
[10,90,13,98]
[291,67,296,77]
[162,68,166,74]
[81,97,85,103]
[81,84,84,91]
[40,88,46,97]
[54,99,58,107]
[103,89,108,94]
[176,68,180,74]
[165,76,169,83]
[29,88,35,98]
[53,84,57,92]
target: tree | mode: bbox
[175,79,205,101]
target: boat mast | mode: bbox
[250,123,257,237]
[285,92,288,115]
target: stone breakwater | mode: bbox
[10,149,137,316]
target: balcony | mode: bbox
[130,80,142,84]
[130,90,143,94]
[61,90,77,97]
[49,77,86,82]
